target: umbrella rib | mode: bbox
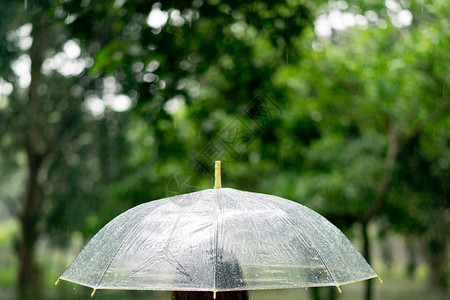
[94,213,151,288]
[289,209,340,287]
[127,205,186,279]
[163,248,197,284]
[258,196,340,287]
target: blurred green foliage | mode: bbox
[0,0,448,299]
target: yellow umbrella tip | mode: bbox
[214,161,221,188]
[378,276,383,284]
[91,288,97,297]
[54,278,60,286]
[336,285,342,293]
[213,291,217,299]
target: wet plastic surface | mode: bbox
[60,188,377,291]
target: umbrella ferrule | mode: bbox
[214,161,221,188]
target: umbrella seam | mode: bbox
[254,193,340,287]
[284,209,340,286]
[262,192,377,279]
[109,198,187,280]
[94,213,151,288]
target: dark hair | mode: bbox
[171,291,249,300]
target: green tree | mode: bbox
[0,1,132,298]
[2,1,448,299]
[273,0,449,298]
[2,0,314,298]
[59,0,313,211]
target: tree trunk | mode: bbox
[406,237,417,278]
[381,237,392,271]
[327,286,337,300]
[17,150,44,300]
[363,124,402,223]
[16,14,49,300]
[360,124,402,300]
[362,222,372,300]
[426,233,448,290]
[309,287,322,300]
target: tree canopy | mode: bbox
[0,0,448,299]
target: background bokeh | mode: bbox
[0,0,448,299]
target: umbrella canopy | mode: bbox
[57,162,379,296]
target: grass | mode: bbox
[0,275,440,300]
[0,219,18,288]
[252,276,448,300]
[1,264,448,300]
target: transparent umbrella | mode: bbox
[56,162,381,298]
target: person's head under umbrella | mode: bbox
[172,248,248,300]
[172,291,248,300]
